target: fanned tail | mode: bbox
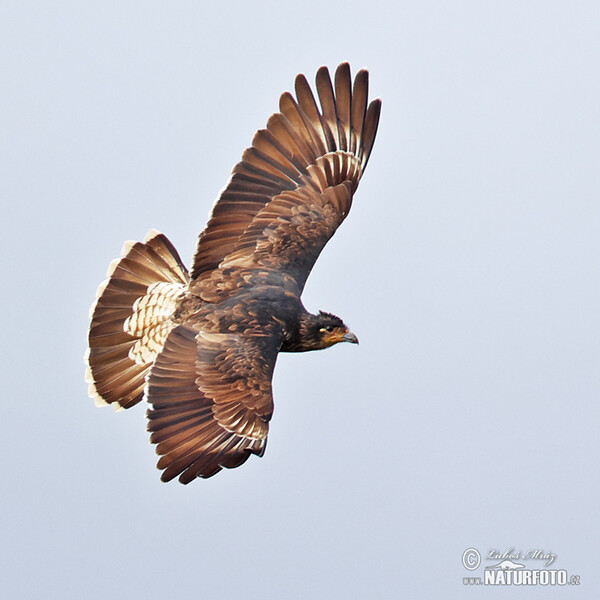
[85,230,189,410]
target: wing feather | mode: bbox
[315,66,340,151]
[279,92,322,161]
[350,69,367,154]
[334,63,352,152]
[361,98,382,169]
[295,72,335,153]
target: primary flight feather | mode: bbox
[85,63,381,483]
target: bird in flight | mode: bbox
[85,63,381,483]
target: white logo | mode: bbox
[461,547,581,587]
[487,559,525,570]
[462,548,481,571]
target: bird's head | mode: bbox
[307,310,359,350]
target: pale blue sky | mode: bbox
[2,1,599,598]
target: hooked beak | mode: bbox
[342,331,359,345]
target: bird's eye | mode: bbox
[325,326,334,333]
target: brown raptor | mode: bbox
[85,63,381,483]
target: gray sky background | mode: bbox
[2,1,599,598]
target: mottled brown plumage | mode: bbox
[86,63,381,483]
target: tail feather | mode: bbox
[86,230,189,410]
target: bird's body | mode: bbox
[85,63,380,483]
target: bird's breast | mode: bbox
[181,272,304,339]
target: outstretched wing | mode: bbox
[191,62,381,291]
[145,325,282,483]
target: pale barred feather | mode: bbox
[125,281,185,365]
